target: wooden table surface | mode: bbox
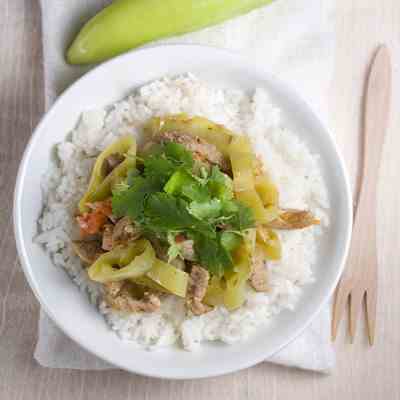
[1,1,399,399]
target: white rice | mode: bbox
[36,74,329,351]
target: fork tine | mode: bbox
[365,289,377,345]
[332,281,351,341]
[349,288,365,343]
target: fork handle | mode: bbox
[359,45,391,204]
[349,45,391,279]
[349,45,391,278]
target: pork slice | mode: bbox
[186,264,212,315]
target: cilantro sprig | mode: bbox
[111,142,255,276]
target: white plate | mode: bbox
[14,44,352,379]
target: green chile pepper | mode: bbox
[67,0,274,65]
[88,239,156,283]
[79,136,136,213]
[88,239,189,297]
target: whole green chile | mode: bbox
[67,0,274,64]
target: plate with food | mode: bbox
[14,44,352,379]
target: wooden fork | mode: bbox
[332,45,392,345]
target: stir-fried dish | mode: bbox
[73,114,319,315]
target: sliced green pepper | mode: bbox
[79,136,136,213]
[243,228,257,254]
[204,243,252,310]
[223,244,252,310]
[131,276,169,294]
[229,136,255,192]
[256,227,282,260]
[88,239,188,297]
[204,276,225,307]
[145,259,188,298]
[254,174,279,206]
[88,239,155,283]
[252,155,279,206]
[91,156,136,200]
[223,280,247,310]
[235,189,274,224]
[144,114,234,157]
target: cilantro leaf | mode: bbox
[143,156,176,186]
[231,202,255,230]
[188,199,221,220]
[144,193,214,236]
[126,168,140,186]
[145,193,192,230]
[164,142,194,169]
[182,183,209,203]
[149,142,194,168]
[140,143,163,157]
[207,166,233,201]
[142,142,194,187]
[193,233,233,277]
[112,176,158,222]
[220,200,255,231]
[220,231,243,252]
[164,169,209,202]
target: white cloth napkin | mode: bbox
[36,0,335,373]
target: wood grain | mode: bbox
[332,45,392,345]
[1,1,400,399]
